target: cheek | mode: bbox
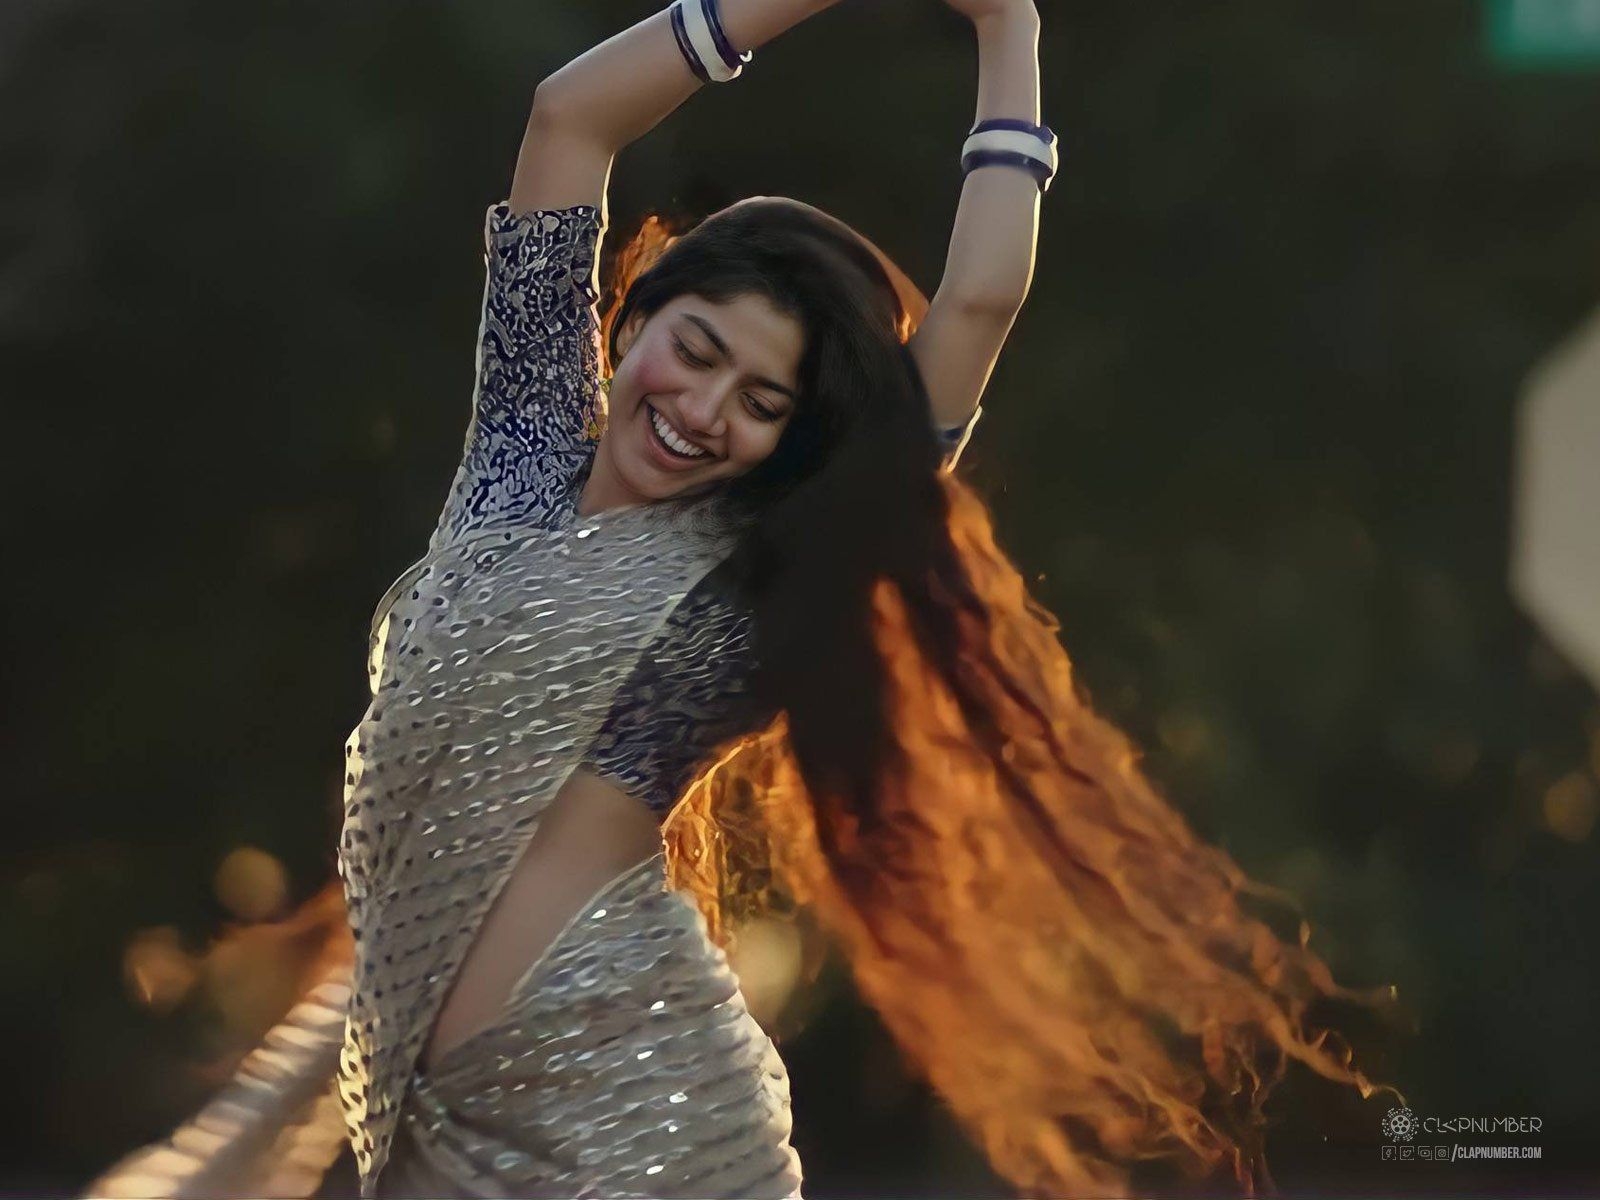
[620,345,685,401]
[726,421,787,469]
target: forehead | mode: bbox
[665,293,805,379]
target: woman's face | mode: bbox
[591,292,806,506]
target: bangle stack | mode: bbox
[667,1,1054,194]
[960,118,1059,193]
[669,0,753,84]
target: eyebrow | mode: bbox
[680,313,800,403]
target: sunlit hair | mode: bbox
[606,198,1404,1196]
[243,198,1401,1199]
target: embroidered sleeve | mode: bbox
[431,201,607,545]
[585,577,775,817]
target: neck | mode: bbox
[575,473,626,518]
[575,443,643,517]
[576,441,730,521]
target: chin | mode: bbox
[615,449,697,503]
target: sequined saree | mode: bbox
[88,494,804,1200]
[335,492,802,1200]
[376,851,798,1199]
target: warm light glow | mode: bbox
[122,926,199,1012]
[126,877,353,1067]
[1157,709,1212,762]
[1542,771,1598,843]
[726,916,804,1029]
[214,846,290,922]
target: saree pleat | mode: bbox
[374,852,801,1199]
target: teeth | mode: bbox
[649,407,708,458]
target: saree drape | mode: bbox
[86,493,804,1200]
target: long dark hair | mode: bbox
[601,198,1400,1197]
[604,198,956,824]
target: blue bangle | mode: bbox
[700,0,751,72]
[960,148,1055,192]
[961,119,1059,192]
[970,117,1056,144]
[669,3,712,84]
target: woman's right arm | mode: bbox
[510,0,842,218]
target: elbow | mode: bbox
[950,289,1029,321]
[531,70,599,132]
[530,76,572,125]
[529,74,622,153]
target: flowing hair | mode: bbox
[192,197,1403,1200]
[601,199,1404,1197]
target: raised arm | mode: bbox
[432,0,855,546]
[512,0,843,223]
[908,0,1043,430]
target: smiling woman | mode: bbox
[85,0,1396,1198]
[579,292,809,510]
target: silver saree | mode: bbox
[88,491,804,1200]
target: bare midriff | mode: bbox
[419,766,664,1075]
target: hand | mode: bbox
[937,0,1037,25]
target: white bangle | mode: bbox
[670,0,751,84]
[960,120,1060,193]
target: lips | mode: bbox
[645,402,710,461]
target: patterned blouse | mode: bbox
[426,200,980,819]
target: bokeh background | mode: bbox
[4,0,1598,1196]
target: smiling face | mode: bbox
[580,292,807,512]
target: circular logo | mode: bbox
[1382,1107,1420,1142]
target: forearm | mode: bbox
[934,8,1043,312]
[534,0,841,152]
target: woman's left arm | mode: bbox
[909,0,1042,429]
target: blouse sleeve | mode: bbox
[584,574,776,818]
[430,201,607,546]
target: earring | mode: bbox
[585,376,611,442]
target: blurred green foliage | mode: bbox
[2,1,1598,1194]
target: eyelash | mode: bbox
[671,335,782,422]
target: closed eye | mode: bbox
[671,335,711,370]
[673,335,784,422]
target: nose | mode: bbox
[678,384,729,438]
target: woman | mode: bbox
[88,0,1397,1197]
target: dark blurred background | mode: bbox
[4,1,1598,1196]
